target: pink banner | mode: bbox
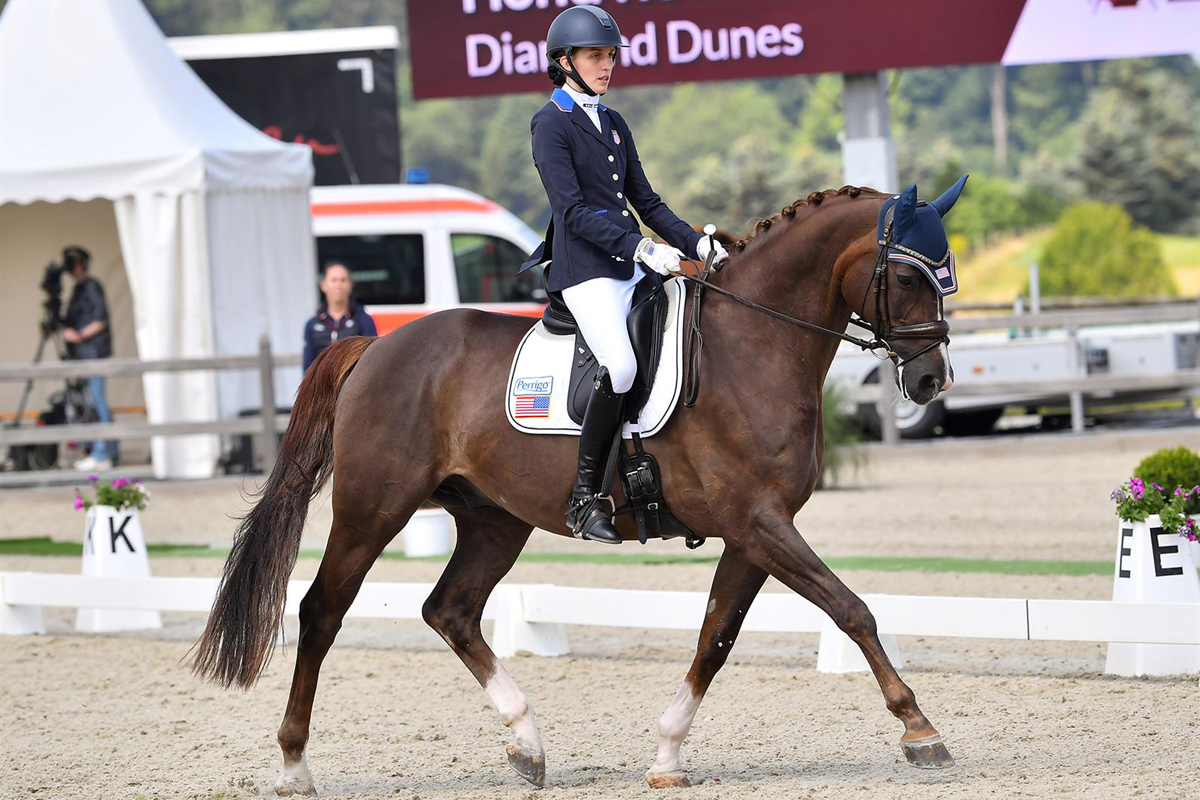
[408,1,1199,101]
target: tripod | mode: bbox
[2,296,96,472]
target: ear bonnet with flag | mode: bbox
[876,175,968,297]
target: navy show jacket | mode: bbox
[302,301,377,371]
[520,88,702,293]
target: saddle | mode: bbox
[541,269,669,426]
[541,268,704,549]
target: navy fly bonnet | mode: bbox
[876,175,968,297]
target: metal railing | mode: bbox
[0,336,297,473]
[3,300,1198,460]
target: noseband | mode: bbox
[680,208,951,406]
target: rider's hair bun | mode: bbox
[547,49,567,86]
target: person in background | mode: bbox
[302,261,378,371]
[61,246,118,471]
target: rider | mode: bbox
[520,7,729,545]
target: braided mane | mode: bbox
[726,185,888,265]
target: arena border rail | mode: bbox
[0,336,300,472]
[2,573,1196,675]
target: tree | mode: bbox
[1073,59,1200,233]
[477,94,552,227]
[1037,202,1175,298]
[400,97,490,189]
[674,133,794,234]
[638,82,790,194]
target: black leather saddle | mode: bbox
[541,268,671,426]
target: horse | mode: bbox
[192,182,963,795]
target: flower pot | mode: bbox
[401,507,453,557]
[76,505,161,632]
[1105,514,1199,677]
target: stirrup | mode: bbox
[567,493,620,543]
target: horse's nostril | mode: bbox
[919,373,938,396]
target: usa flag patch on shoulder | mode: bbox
[514,395,550,418]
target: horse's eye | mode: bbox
[897,274,914,289]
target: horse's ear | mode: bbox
[931,174,969,218]
[892,184,919,239]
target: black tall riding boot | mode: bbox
[565,367,625,544]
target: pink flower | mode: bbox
[73,492,84,511]
[111,477,128,489]
[87,474,98,482]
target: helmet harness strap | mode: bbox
[561,48,598,97]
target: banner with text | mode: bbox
[408,0,1200,100]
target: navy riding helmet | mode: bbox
[545,6,627,96]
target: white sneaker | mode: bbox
[74,455,113,472]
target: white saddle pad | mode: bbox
[505,277,685,437]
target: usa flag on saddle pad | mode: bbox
[514,395,550,418]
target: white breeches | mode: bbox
[560,263,647,394]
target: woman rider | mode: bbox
[520,7,729,545]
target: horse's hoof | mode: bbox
[507,742,546,788]
[275,777,317,797]
[901,734,956,769]
[646,769,692,789]
[276,758,317,797]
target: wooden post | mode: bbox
[258,336,278,474]
[880,357,900,445]
[1067,326,1085,433]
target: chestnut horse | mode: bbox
[192,185,959,795]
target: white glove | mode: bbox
[695,234,729,265]
[633,238,685,276]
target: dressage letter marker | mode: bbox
[76,506,161,633]
[1105,515,1200,677]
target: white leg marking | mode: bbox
[484,665,543,753]
[275,750,316,797]
[649,681,703,776]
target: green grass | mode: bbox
[956,230,1200,302]
[0,536,1143,577]
[1160,233,1200,271]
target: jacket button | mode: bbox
[612,173,619,181]
[616,192,623,199]
[608,155,615,163]
[621,210,630,217]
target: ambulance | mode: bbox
[310,183,547,334]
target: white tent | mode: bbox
[0,0,315,478]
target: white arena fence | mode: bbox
[2,572,1198,673]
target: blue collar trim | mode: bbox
[551,88,573,112]
[551,87,606,113]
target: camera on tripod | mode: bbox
[1,250,97,471]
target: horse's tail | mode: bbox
[190,336,375,689]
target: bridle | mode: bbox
[680,207,951,407]
[854,205,952,364]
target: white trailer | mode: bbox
[827,307,1199,439]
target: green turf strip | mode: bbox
[0,536,1151,577]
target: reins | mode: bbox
[680,214,951,407]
